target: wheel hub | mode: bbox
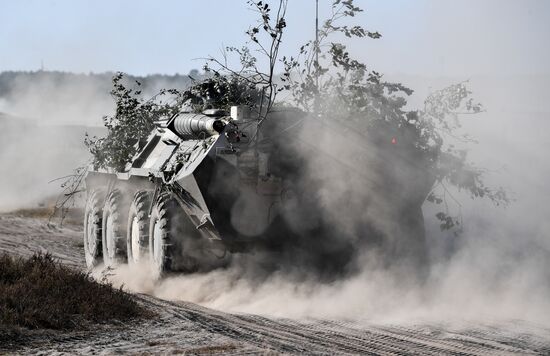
[131,217,140,263]
[153,219,163,267]
[105,215,115,260]
[85,213,97,267]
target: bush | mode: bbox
[0,253,147,334]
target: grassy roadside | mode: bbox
[8,206,84,225]
[0,253,149,344]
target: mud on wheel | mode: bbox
[83,189,105,269]
[127,190,152,265]
[102,189,130,267]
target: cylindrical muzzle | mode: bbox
[169,113,226,138]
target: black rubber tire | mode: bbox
[126,190,152,265]
[148,192,179,278]
[149,192,231,279]
[102,189,129,267]
[83,189,105,269]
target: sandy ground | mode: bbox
[1,213,549,355]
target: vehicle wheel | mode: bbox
[83,189,105,269]
[127,190,152,265]
[148,192,181,278]
[149,192,230,278]
[102,189,129,267]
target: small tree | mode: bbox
[275,0,508,232]
[202,0,288,134]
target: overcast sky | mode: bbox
[0,0,548,77]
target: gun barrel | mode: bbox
[169,113,225,138]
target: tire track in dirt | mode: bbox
[133,295,550,355]
[2,213,550,355]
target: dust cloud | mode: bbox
[0,72,113,126]
[0,73,111,211]
[107,75,550,326]
[0,120,93,211]
[2,70,548,327]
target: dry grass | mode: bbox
[9,206,84,226]
[0,253,148,342]
[182,344,239,354]
[9,207,55,219]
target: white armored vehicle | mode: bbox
[84,106,431,277]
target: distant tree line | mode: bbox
[0,70,204,100]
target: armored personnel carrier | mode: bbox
[84,106,432,277]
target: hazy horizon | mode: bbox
[1,0,548,78]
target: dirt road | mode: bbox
[1,213,549,355]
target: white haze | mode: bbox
[0,74,112,211]
[0,71,548,326]
[0,73,115,126]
